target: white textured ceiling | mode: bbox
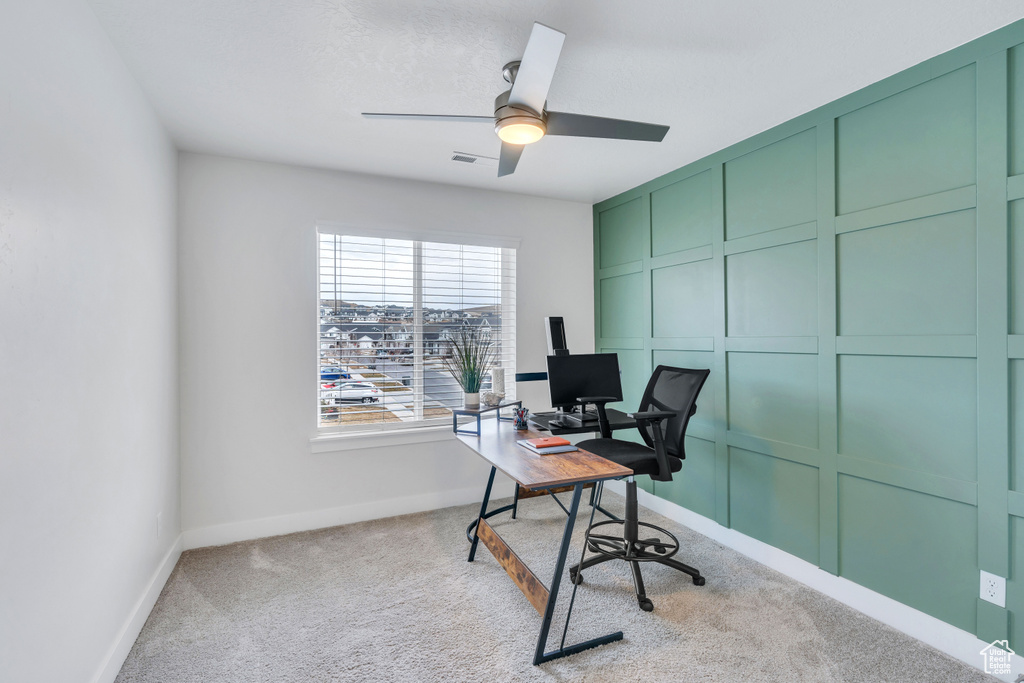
[87,0,1024,203]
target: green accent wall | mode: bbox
[593,20,1024,646]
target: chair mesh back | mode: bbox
[637,366,710,459]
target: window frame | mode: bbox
[313,221,519,443]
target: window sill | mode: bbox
[310,425,455,453]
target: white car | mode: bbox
[321,381,381,404]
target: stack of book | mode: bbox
[517,436,578,455]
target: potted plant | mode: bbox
[440,325,496,410]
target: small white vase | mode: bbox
[464,392,480,410]
[491,366,505,396]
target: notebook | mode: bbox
[522,436,571,448]
[517,439,578,455]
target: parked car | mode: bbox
[320,366,351,381]
[321,381,380,404]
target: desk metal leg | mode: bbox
[468,466,496,562]
[533,484,623,665]
[593,481,621,521]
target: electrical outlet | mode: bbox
[156,512,162,539]
[980,570,1006,608]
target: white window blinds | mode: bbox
[318,230,516,432]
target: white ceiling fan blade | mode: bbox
[545,111,669,141]
[362,113,493,123]
[497,142,524,177]
[508,23,565,116]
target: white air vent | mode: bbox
[451,151,498,168]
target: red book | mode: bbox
[524,436,571,448]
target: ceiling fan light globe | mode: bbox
[495,117,546,145]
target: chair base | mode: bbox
[584,518,682,562]
[568,481,705,611]
[569,545,706,611]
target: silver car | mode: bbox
[322,381,381,404]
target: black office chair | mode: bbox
[569,365,710,611]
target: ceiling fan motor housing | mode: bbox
[493,90,547,144]
[493,90,545,126]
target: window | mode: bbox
[317,228,516,432]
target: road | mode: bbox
[365,359,466,408]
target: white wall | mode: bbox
[178,153,593,542]
[0,1,179,681]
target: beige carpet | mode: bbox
[115,493,995,682]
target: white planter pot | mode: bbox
[463,392,480,410]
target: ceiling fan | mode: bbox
[362,22,670,177]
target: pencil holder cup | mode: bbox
[513,408,529,430]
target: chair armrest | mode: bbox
[627,410,677,422]
[629,410,678,483]
[575,396,618,439]
[575,396,618,404]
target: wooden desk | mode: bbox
[457,419,632,665]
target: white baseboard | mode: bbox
[182,485,486,550]
[606,481,1023,682]
[91,535,183,683]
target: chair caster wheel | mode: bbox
[693,576,706,586]
[570,571,583,585]
[638,598,654,612]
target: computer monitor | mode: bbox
[545,353,623,411]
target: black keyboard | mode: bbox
[562,413,599,426]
